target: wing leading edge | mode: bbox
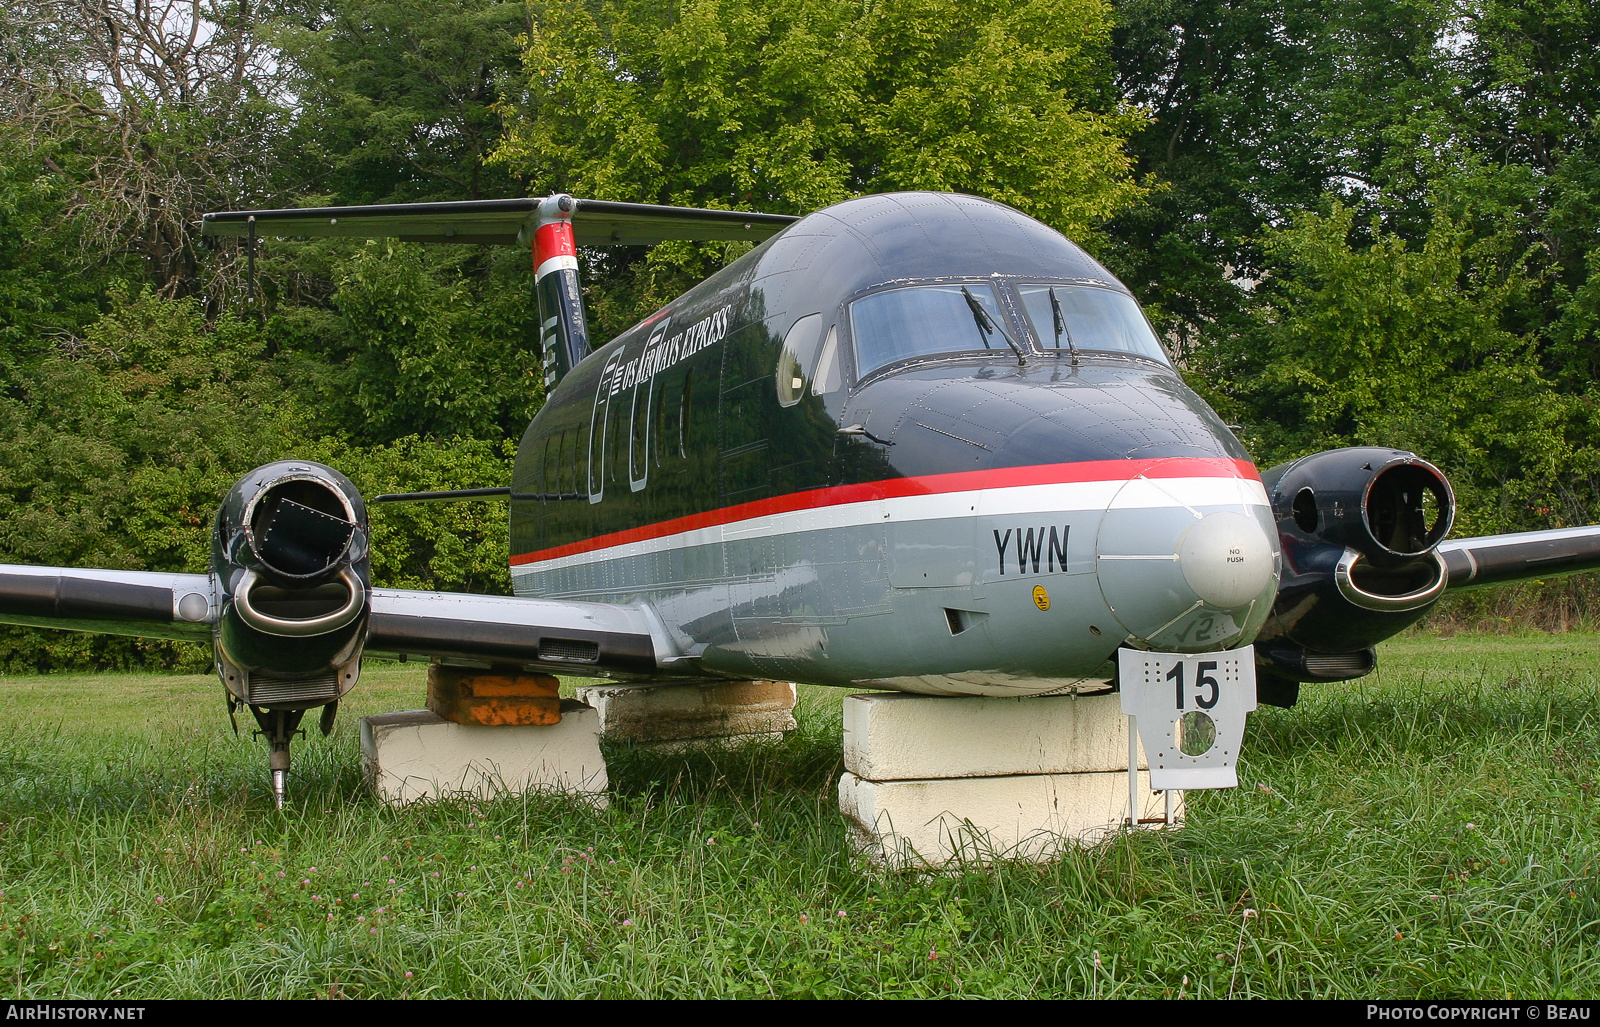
[366,588,668,676]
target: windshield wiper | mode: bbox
[961,287,1027,367]
[1049,287,1080,366]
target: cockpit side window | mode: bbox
[776,313,825,407]
[849,283,1010,377]
[1016,284,1170,364]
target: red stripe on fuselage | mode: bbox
[510,456,1259,567]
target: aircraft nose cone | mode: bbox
[1095,461,1279,651]
[1177,511,1275,609]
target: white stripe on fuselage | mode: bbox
[513,475,1271,577]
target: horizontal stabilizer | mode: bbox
[201,197,798,247]
[1439,525,1600,588]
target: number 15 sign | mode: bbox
[1117,647,1258,791]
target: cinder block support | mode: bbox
[361,701,608,806]
[838,693,1181,868]
[574,679,797,747]
[426,664,561,727]
[843,691,1142,779]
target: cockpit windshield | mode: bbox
[850,283,1010,377]
[1016,284,1170,364]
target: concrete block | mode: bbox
[361,700,607,806]
[575,680,797,745]
[839,770,1182,867]
[842,692,1140,780]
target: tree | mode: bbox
[1196,203,1600,534]
[0,128,128,382]
[0,287,519,670]
[0,0,297,301]
[274,0,531,205]
[289,239,543,444]
[495,0,1148,332]
[1104,0,1343,352]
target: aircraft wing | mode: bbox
[0,564,214,641]
[200,197,799,247]
[1439,525,1600,588]
[365,588,664,675]
[0,563,670,677]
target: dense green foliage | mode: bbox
[0,292,515,670]
[0,0,1595,670]
[1107,0,1600,529]
[0,633,1596,997]
[275,0,532,205]
[495,0,1148,331]
[1193,205,1599,536]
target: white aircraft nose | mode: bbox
[1177,510,1276,609]
[1095,463,1279,651]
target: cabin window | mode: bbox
[586,397,604,498]
[776,313,824,407]
[811,325,841,395]
[571,423,585,496]
[849,283,1011,377]
[556,428,570,496]
[542,434,557,496]
[1016,284,1170,364]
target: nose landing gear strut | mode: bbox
[249,707,306,809]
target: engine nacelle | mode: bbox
[211,460,371,710]
[1255,447,1453,697]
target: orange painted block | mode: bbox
[427,665,562,727]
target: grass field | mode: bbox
[0,632,1596,999]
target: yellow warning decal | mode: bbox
[1032,585,1050,611]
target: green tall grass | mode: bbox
[0,634,1595,998]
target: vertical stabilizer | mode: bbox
[529,194,593,389]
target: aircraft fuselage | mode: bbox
[508,194,1280,696]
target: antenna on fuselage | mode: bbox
[200,195,798,390]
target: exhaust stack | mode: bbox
[1255,447,1455,703]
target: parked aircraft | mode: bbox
[2,191,1596,805]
